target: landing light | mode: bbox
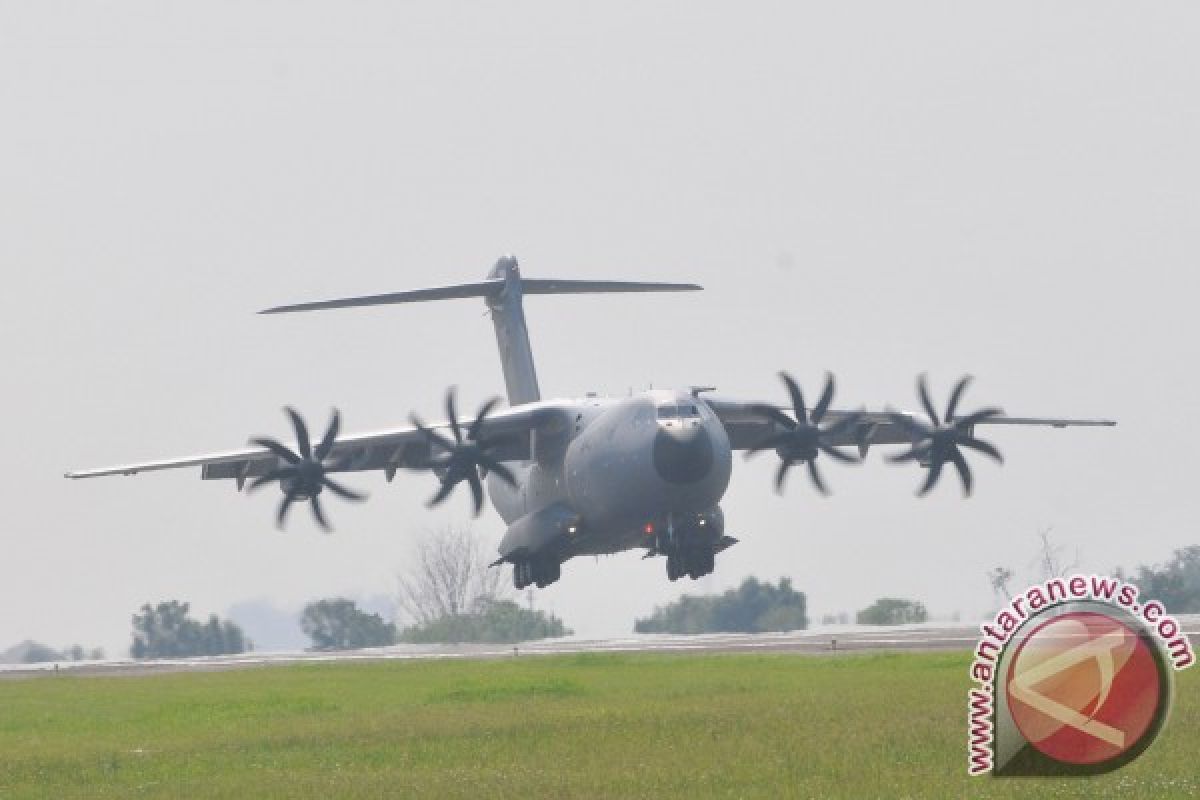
[567,525,578,535]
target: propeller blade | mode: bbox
[276,494,296,528]
[314,409,341,461]
[817,444,858,464]
[959,436,1004,463]
[477,455,517,486]
[887,444,931,464]
[944,376,972,423]
[774,460,792,493]
[250,437,302,465]
[428,476,457,507]
[322,476,367,502]
[444,387,462,444]
[948,447,973,496]
[309,495,331,531]
[917,459,944,496]
[247,466,295,492]
[467,470,484,515]
[468,396,501,441]
[811,372,835,424]
[410,413,456,452]
[807,459,829,494]
[917,375,940,427]
[781,372,808,424]
[747,404,796,431]
[286,407,313,460]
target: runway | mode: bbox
[5,616,1198,678]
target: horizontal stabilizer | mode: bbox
[521,279,701,294]
[260,280,502,315]
[260,276,701,315]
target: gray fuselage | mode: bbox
[487,389,732,565]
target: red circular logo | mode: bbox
[1005,611,1163,766]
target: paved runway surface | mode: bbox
[4,616,1198,678]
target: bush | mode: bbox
[301,598,396,651]
[130,601,251,659]
[634,577,808,634]
[1118,546,1200,613]
[398,600,571,644]
[856,597,928,626]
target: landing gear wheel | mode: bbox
[666,554,681,582]
[683,547,716,580]
[513,561,533,590]
[530,558,562,588]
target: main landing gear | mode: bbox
[666,546,715,581]
[513,557,561,590]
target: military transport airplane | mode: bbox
[67,256,1115,589]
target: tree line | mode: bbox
[8,527,1196,662]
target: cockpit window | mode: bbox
[683,405,699,416]
[657,406,677,419]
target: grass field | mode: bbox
[0,651,1196,798]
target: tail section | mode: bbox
[260,255,702,406]
[485,256,540,406]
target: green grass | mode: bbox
[0,651,1196,798]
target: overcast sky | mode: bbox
[3,2,1197,654]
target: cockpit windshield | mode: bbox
[657,405,700,420]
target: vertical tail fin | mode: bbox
[485,256,541,406]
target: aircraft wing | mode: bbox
[704,396,1115,453]
[65,401,570,486]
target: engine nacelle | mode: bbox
[497,502,580,562]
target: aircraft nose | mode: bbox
[653,423,713,484]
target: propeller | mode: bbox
[246,408,367,531]
[410,388,517,516]
[745,371,864,494]
[887,375,1004,496]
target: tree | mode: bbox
[130,601,251,659]
[987,566,1014,603]
[0,641,105,664]
[1118,546,1200,613]
[21,642,63,663]
[301,598,396,650]
[398,600,570,644]
[856,597,928,625]
[396,525,511,625]
[1031,527,1079,581]
[634,577,809,634]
